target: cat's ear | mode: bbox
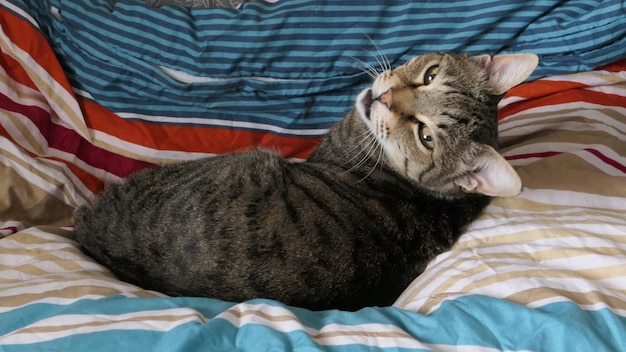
[473,53,539,95]
[454,144,522,197]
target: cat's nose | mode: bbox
[378,89,392,108]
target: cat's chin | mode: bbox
[355,88,374,121]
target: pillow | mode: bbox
[15,0,626,154]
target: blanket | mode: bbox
[1,1,626,351]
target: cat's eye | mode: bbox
[423,66,439,86]
[418,123,434,149]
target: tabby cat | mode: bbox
[74,52,538,311]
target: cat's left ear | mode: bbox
[473,53,539,95]
[454,144,522,197]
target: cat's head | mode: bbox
[355,52,538,198]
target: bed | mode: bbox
[1,0,626,350]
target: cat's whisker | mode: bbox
[356,135,384,183]
[360,68,378,81]
[376,140,385,171]
[351,56,380,81]
[342,140,375,174]
[339,129,379,168]
[345,128,377,152]
[368,50,388,76]
[356,136,385,183]
[365,34,391,73]
[342,132,379,174]
[353,134,380,171]
[379,52,391,73]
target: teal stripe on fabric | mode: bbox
[1,295,625,351]
[5,0,626,138]
[52,0,626,78]
[59,2,543,76]
[46,0,624,73]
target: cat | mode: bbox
[74,52,538,311]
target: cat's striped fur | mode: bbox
[74,52,538,311]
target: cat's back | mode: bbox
[74,149,289,239]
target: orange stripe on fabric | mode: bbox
[0,51,36,90]
[48,157,105,195]
[80,99,321,159]
[0,8,73,96]
[0,123,18,147]
[500,84,626,119]
[505,80,587,101]
[504,58,626,101]
[596,58,626,73]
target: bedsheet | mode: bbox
[1,1,626,351]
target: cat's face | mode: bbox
[355,52,538,198]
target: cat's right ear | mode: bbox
[474,53,539,95]
[454,144,522,197]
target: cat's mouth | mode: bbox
[356,88,374,120]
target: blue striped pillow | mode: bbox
[15,0,626,137]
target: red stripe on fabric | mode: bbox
[0,92,153,179]
[47,123,153,180]
[54,123,154,179]
[507,150,626,175]
[0,116,105,194]
[584,148,626,174]
[505,151,562,161]
[0,120,104,194]
[0,92,49,120]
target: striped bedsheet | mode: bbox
[2,1,626,351]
